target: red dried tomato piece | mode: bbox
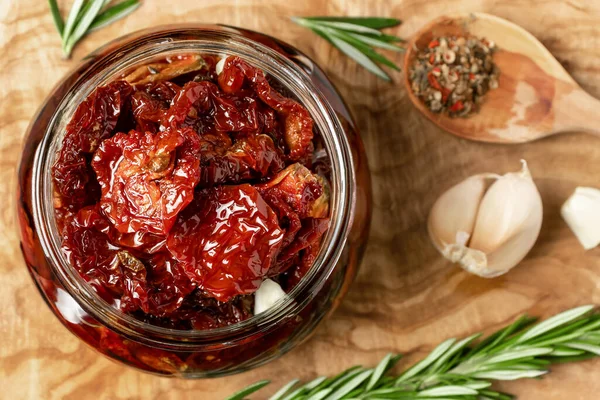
[257,163,329,219]
[147,81,182,103]
[256,164,330,276]
[131,91,167,133]
[199,134,285,186]
[119,252,195,316]
[219,57,314,160]
[60,206,121,293]
[167,184,284,302]
[285,242,321,289]
[278,217,330,262]
[92,127,201,235]
[53,81,133,210]
[161,81,267,134]
[166,291,254,330]
[124,54,209,86]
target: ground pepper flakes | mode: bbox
[409,35,500,118]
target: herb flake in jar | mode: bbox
[409,35,500,117]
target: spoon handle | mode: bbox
[552,86,600,136]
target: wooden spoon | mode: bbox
[403,13,600,143]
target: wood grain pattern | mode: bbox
[2,0,600,398]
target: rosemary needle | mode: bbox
[47,0,141,58]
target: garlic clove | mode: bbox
[216,56,228,75]
[561,187,600,250]
[427,174,488,254]
[469,161,542,254]
[254,279,287,315]
[428,160,543,278]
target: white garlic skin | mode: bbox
[254,279,287,315]
[561,187,600,250]
[428,161,543,278]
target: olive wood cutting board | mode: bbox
[2,0,600,398]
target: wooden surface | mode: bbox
[2,0,600,399]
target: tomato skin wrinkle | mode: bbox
[52,53,331,329]
[167,185,284,302]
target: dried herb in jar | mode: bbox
[409,35,500,117]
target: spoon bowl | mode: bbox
[404,13,600,143]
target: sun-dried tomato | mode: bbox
[92,127,201,235]
[167,184,284,302]
[130,91,166,133]
[257,163,329,219]
[53,81,133,210]
[199,134,285,186]
[119,251,195,316]
[219,57,314,160]
[60,206,122,294]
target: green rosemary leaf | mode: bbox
[462,381,492,390]
[430,334,481,373]
[320,28,400,71]
[544,353,598,364]
[315,29,390,81]
[306,388,332,400]
[565,341,600,355]
[484,347,553,364]
[48,0,64,36]
[63,0,105,57]
[398,339,456,382]
[301,16,401,29]
[468,316,536,357]
[279,385,305,400]
[327,368,369,392]
[269,379,300,400]
[471,369,547,381]
[478,389,515,400]
[516,305,594,344]
[89,0,140,32]
[309,21,383,36]
[362,32,406,43]
[61,0,86,51]
[302,376,328,392]
[550,346,587,357]
[224,380,270,400]
[366,354,398,390]
[306,369,358,396]
[418,385,478,396]
[346,32,405,52]
[327,369,373,400]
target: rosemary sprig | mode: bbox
[227,305,600,399]
[47,0,141,58]
[291,16,405,81]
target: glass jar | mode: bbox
[17,25,371,377]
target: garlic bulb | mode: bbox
[254,279,287,314]
[428,160,543,277]
[561,187,600,250]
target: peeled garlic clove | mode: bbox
[561,187,600,250]
[427,174,488,254]
[216,56,228,75]
[254,279,287,315]
[428,160,543,278]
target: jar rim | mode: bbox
[31,25,356,346]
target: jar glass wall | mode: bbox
[17,25,371,377]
